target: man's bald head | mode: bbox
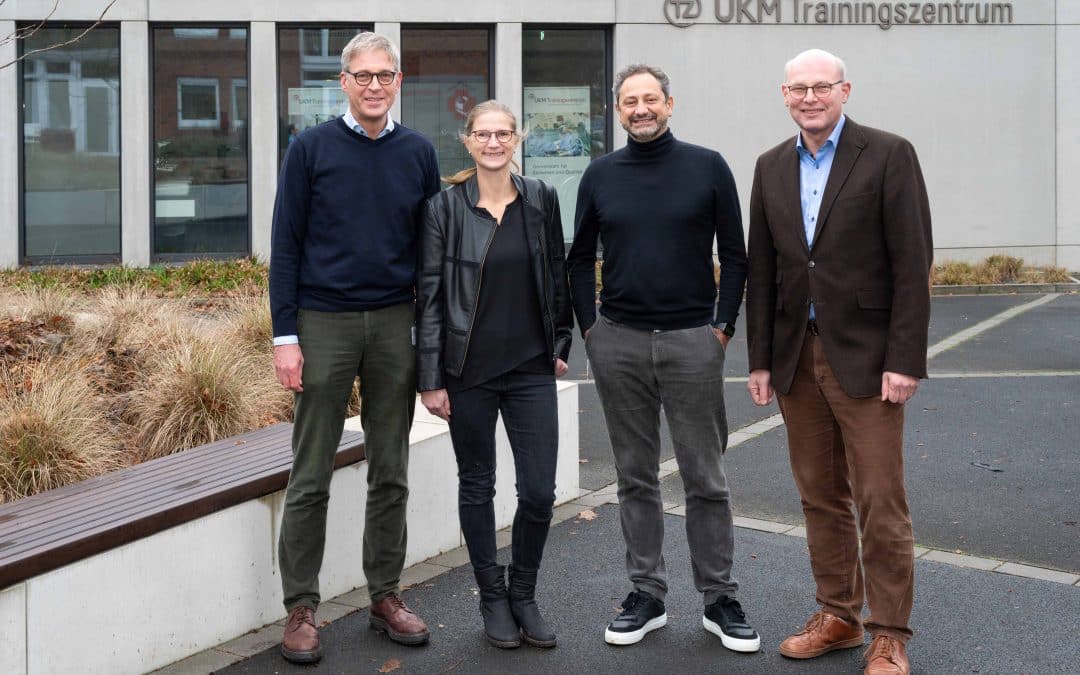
[784,49,847,83]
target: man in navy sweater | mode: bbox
[567,64,758,652]
[269,32,440,663]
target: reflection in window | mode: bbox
[177,78,220,128]
[277,26,371,163]
[21,26,120,259]
[523,27,610,240]
[401,27,491,180]
[153,27,249,256]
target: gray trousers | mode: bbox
[586,314,737,605]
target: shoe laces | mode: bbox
[620,591,642,613]
[865,635,901,664]
[797,610,826,636]
[384,593,411,613]
[719,597,746,621]
[288,607,315,630]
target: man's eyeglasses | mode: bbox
[785,80,844,99]
[344,69,398,87]
[469,130,516,143]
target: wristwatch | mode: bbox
[712,321,736,338]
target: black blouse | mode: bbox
[445,195,551,391]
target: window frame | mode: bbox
[150,22,252,262]
[274,23,374,167]
[520,24,614,243]
[17,21,123,265]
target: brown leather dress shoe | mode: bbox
[864,635,910,675]
[370,592,431,645]
[779,610,864,659]
[281,606,322,663]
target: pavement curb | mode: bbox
[931,282,1079,295]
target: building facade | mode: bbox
[1,0,1076,269]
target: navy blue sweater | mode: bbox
[566,130,747,334]
[269,118,440,338]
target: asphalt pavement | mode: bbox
[211,292,1079,674]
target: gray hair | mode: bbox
[341,32,401,73]
[784,49,847,82]
[613,64,671,102]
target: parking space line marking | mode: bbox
[927,293,1061,360]
[929,370,1080,378]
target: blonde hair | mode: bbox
[340,32,400,72]
[443,100,522,186]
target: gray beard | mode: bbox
[625,121,666,143]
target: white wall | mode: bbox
[0,1,1076,269]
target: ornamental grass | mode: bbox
[126,335,285,462]
[0,356,125,503]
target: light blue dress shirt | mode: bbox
[343,109,395,138]
[796,114,846,320]
[272,112,397,347]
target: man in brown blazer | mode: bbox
[745,49,932,675]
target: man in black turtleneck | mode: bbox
[566,64,756,652]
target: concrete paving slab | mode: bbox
[995,562,1080,585]
[152,648,240,674]
[220,506,1080,675]
[216,624,283,658]
[401,563,448,589]
[733,516,793,534]
[332,586,371,609]
[315,601,360,626]
[426,546,472,569]
[930,293,1080,372]
[921,550,1001,571]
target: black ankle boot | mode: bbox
[508,565,556,647]
[475,565,521,648]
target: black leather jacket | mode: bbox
[416,173,573,392]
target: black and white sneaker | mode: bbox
[703,596,761,653]
[604,590,667,645]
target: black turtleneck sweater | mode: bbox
[566,129,747,334]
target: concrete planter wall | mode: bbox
[0,382,579,674]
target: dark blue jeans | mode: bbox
[447,369,558,574]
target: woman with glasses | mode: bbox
[416,100,572,649]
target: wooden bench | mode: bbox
[0,423,364,590]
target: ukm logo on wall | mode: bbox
[663,0,1014,29]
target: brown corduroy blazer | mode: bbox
[746,118,933,398]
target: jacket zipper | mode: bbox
[459,215,498,373]
[538,229,556,358]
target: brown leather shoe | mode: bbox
[864,635,910,675]
[281,606,322,663]
[370,592,431,645]
[779,610,864,659]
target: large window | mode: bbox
[20,25,120,260]
[152,26,249,258]
[277,25,371,163]
[522,27,611,240]
[401,27,492,179]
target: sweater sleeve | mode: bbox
[712,153,748,325]
[269,138,311,338]
[566,165,601,336]
[424,144,441,199]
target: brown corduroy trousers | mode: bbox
[776,328,915,643]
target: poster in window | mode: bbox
[523,86,591,240]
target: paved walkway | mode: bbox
[159,293,1080,674]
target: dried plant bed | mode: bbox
[932,256,1072,286]
[0,287,295,502]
